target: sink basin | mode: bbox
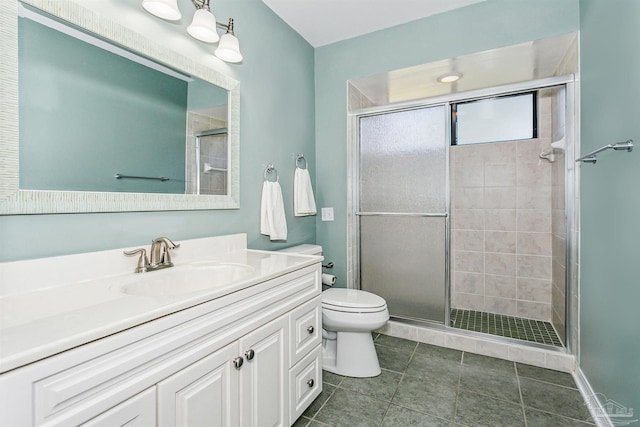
[118,263,255,297]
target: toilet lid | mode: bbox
[322,288,387,312]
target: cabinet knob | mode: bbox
[307,378,315,388]
[233,357,244,369]
[306,326,314,334]
[245,349,255,361]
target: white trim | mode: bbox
[573,367,614,427]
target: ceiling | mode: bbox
[261,0,485,47]
[349,32,579,107]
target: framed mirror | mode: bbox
[0,0,240,214]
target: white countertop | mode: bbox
[0,235,321,373]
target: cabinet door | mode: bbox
[239,316,289,427]
[157,342,240,427]
[81,388,156,427]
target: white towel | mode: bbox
[260,181,288,241]
[294,167,317,216]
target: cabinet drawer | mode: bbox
[81,388,156,427]
[289,344,322,422]
[289,296,322,367]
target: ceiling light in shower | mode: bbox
[437,72,463,83]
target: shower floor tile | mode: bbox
[450,308,563,346]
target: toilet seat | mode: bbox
[322,288,387,313]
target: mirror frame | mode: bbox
[0,0,240,214]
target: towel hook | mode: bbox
[264,164,278,181]
[296,153,308,169]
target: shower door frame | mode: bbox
[347,75,579,355]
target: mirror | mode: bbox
[0,0,240,214]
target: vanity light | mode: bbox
[142,0,243,62]
[142,0,182,21]
[214,19,243,63]
[437,72,463,83]
[187,7,219,43]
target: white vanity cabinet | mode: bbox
[157,315,290,427]
[81,388,157,427]
[0,262,322,427]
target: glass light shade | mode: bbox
[437,72,463,83]
[187,9,219,43]
[214,33,243,63]
[141,0,181,21]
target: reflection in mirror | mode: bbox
[19,9,229,195]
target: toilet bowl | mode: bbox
[277,244,389,378]
[321,288,389,377]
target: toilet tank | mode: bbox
[277,244,322,256]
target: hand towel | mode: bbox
[294,167,317,216]
[260,181,288,241]
[260,181,272,236]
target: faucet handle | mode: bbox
[152,237,180,249]
[124,248,149,273]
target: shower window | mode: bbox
[452,92,537,145]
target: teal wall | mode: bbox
[0,0,316,261]
[579,0,640,412]
[187,77,228,112]
[4,0,639,410]
[19,18,187,194]
[314,0,580,286]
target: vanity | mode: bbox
[0,234,323,426]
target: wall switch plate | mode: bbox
[321,207,334,221]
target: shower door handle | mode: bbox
[356,212,448,218]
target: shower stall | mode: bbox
[352,79,576,350]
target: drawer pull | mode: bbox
[306,326,314,334]
[233,357,244,369]
[307,378,315,388]
[244,349,255,361]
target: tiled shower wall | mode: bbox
[185,111,227,195]
[451,94,556,322]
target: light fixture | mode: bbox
[437,72,463,83]
[141,0,243,63]
[142,0,182,21]
[214,19,243,63]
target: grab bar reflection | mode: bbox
[576,140,633,164]
[115,174,169,182]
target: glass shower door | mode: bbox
[358,106,448,323]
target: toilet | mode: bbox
[278,244,389,377]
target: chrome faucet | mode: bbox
[124,237,180,273]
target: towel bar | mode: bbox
[356,211,448,218]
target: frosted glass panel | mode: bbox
[359,107,446,212]
[358,105,447,323]
[360,217,446,322]
[455,93,534,145]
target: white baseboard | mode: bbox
[573,367,613,427]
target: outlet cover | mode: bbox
[321,207,334,221]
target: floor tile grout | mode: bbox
[303,333,592,427]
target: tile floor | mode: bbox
[450,309,563,347]
[294,333,594,427]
